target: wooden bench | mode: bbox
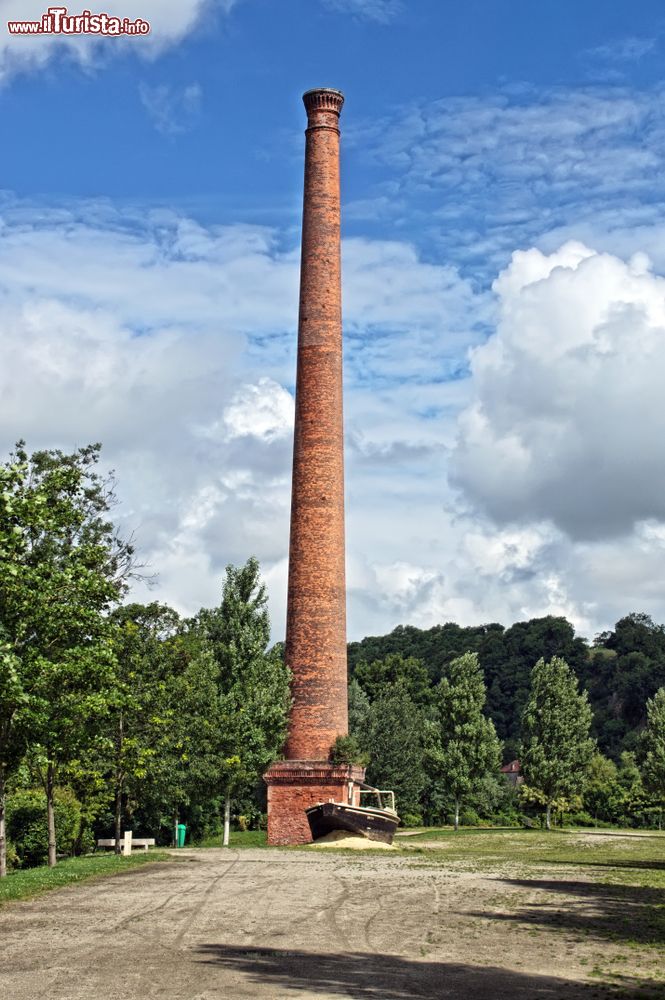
[97,837,156,853]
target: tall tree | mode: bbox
[199,558,290,846]
[0,442,134,871]
[103,604,178,854]
[358,682,426,819]
[640,687,665,822]
[347,678,370,737]
[520,657,595,830]
[426,653,502,830]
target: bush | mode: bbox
[459,808,480,827]
[329,735,369,767]
[7,787,83,867]
[400,812,423,828]
[5,840,19,871]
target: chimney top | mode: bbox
[302,88,345,117]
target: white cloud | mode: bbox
[452,241,665,541]
[139,81,202,135]
[357,84,665,272]
[0,0,237,81]
[586,36,657,63]
[220,378,294,443]
[321,0,402,23]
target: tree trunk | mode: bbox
[453,798,460,832]
[114,775,123,856]
[173,809,179,849]
[0,763,7,879]
[545,802,552,831]
[223,793,231,847]
[114,713,124,856]
[46,762,57,868]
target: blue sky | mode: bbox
[2,0,665,640]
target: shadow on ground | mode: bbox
[467,877,665,946]
[540,859,665,872]
[195,944,659,998]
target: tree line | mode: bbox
[346,648,665,831]
[0,443,289,877]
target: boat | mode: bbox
[306,786,400,845]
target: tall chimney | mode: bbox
[264,89,364,845]
[285,87,347,759]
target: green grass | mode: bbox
[195,829,268,849]
[402,826,665,870]
[0,851,171,906]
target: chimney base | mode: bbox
[264,760,365,845]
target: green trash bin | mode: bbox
[177,823,186,848]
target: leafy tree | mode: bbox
[0,630,28,878]
[0,443,134,871]
[583,753,620,823]
[358,683,426,819]
[354,653,431,707]
[136,638,223,846]
[103,603,178,853]
[348,678,370,736]
[199,558,290,846]
[640,687,665,820]
[426,653,502,830]
[520,657,595,830]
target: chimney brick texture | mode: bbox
[284,88,348,761]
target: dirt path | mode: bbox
[0,848,657,999]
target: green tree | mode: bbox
[0,442,134,871]
[583,753,620,823]
[103,603,178,853]
[520,657,595,830]
[347,678,370,736]
[0,632,28,877]
[354,653,431,706]
[199,558,290,846]
[426,653,502,830]
[358,683,426,820]
[640,687,665,824]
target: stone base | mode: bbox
[263,760,366,846]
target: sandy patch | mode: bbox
[309,830,396,850]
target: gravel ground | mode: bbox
[0,848,654,999]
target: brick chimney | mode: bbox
[264,89,364,845]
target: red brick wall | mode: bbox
[284,89,348,762]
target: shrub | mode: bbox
[5,840,19,871]
[7,787,82,867]
[329,735,369,768]
[400,812,423,828]
[459,808,480,827]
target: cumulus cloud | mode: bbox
[220,378,294,443]
[452,241,665,542]
[0,0,236,81]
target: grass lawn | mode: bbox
[401,826,665,877]
[195,829,267,849]
[0,851,171,906]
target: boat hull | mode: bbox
[306,802,400,845]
